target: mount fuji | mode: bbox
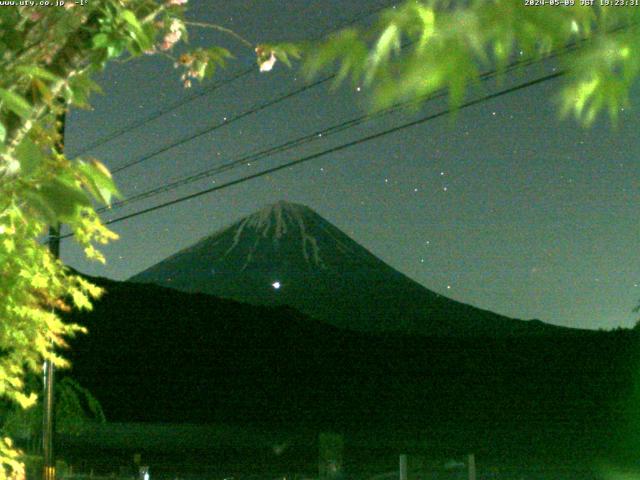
[130,201,565,336]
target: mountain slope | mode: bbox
[130,201,565,336]
[65,276,638,461]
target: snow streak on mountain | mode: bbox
[130,201,565,336]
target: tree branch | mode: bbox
[184,21,254,50]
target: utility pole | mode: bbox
[467,453,476,480]
[43,109,65,480]
[399,454,407,480]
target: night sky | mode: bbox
[62,0,640,330]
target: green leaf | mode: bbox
[32,78,53,104]
[106,43,125,60]
[333,40,368,87]
[130,29,153,52]
[15,137,44,177]
[201,47,233,78]
[71,289,91,310]
[272,43,300,68]
[77,160,121,205]
[23,191,57,225]
[366,23,401,84]
[15,65,60,82]
[415,5,435,50]
[38,178,91,222]
[0,122,5,143]
[142,22,158,47]
[92,33,109,49]
[120,10,142,32]
[303,29,360,79]
[119,9,152,51]
[207,46,233,63]
[67,73,102,109]
[0,88,32,118]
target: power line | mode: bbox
[114,46,448,179]
[99,85,406,212]
[103,15,631,188]
[75,69,565,237]
[55,21,637,242]
[109,3,399,175]
[70,1,397,159]
[110,74,334,175]
[83,20,640,224]
[72,68,254,158]
[98,40,577,214]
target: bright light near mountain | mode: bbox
[272,281,281,290]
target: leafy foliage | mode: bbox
[302,1,640,124]
[0,2,257,478]
[1,376,106,444]
[255,43,301,72]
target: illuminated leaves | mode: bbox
[366,22,401,84]
[3,377,106,442]
[270,43,301,68]
[67,73,103,110]
[14,137,44,177]
[174,47,233,87]
[77,159,121,206]
[91,3,159,64]
[0,436,24,480]
[71,290,92,311]
[0,89,31,118]
[303,29,367,86]
[15,65,60,83]
[38,178,91,222]
[0,4,151,477]
[203,47,234,76]
[303,0,639,124]
[255,43,300,73]
[560,29,640,125]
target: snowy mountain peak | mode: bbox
[222,200,325,268]
[243,200,316,240]
[130,201,567,336]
